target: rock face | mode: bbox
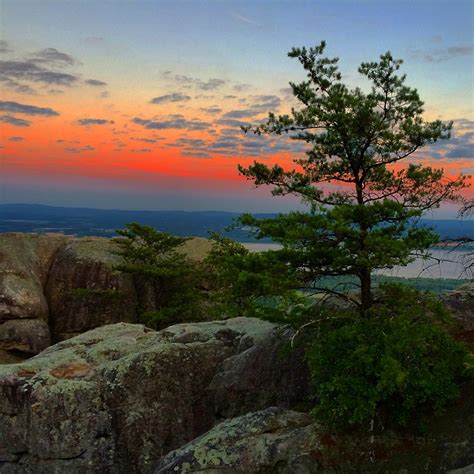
[0,318,310,473]
[156,390,474,474]
[0,234,66,355]
[0,233,213,360]
[45,238,138,341]
[155,408,318,474]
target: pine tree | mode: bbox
[239,41,468,313]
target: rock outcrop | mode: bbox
[0,318,310,473]
[156,389,474,473]
[45,238,138,341]
[0,233,213,360]
[0,234,66,355]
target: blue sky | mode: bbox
[0,0,472,214]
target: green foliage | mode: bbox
[238,41,468,312]
[67,287,126,301]
[305,285,469,428]
[203,232,301,319]
[113,223,203,328]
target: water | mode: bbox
[242,244,473,280]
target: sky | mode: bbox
[0,0,472,215]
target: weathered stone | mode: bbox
[0,318,309,473]
[442,282,474,332]
[45,237,138,342]
[0,233,214,360]
[0,233,66,321]
[0,319,50,354]
[155,407,318,474]
[156,387,474,474]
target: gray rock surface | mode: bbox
[0,233,213,360]
[0,318,309,473]
[45,237,138,341]
[156,390,474,474]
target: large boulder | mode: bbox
[0,233,214,360]
[0,234,66,355]
[156,389,474,474]
[45,237,138,342]
[0,318,310,473]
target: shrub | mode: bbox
[113,223,204,329]
[305,284,469,428]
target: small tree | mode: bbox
[114,223,203,328]
[239,41,468,314]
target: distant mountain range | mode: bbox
[0,203,472,241]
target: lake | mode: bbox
[242,244,473,280]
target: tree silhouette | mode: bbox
[239,41,468,313]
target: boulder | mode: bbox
[442,282,474,332]
[0,319,50,354]
[155,407,318,474]
[45,237,138,342]
[0,234,66,355]
[0,318,310,473]
[0,233,214,360]
[156,388,474,473]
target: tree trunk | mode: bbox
[360,268,372,314]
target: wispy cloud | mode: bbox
[0,115,31,127]
[132,115,210,131]
[231,11,260,26]
[77,118,114,126]
[0,40,12,54]
[162,71,226,91]
[409,45,472,63]
[65,145,95,153]
[0,59,79,87]
[0,100,59,116]
[30,48,76,67]
[85,79,107,87]
[150,92,191,104]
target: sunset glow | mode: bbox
[0,0,472,215]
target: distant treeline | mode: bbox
[0,203,473,241]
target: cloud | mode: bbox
[65,145,95,153]
[250,95,282,109]
[200,106,222,114]
[78,118,114,126]
[445,129,474,159]
[150,92,191,104]
[0,40,12,54]
[0,100,59,116]
[8,136,24,142]
[409,45,473,63]
[182,151,212,159]
[130,148,152,153]
[1,79,38,95]
[30,48,75,67]
[0,59,79,87]
[162,71,226,90]
[221,109,262,119]
[0,115,31,126]
[85,79,107,86]
[132,115,210,131]
[215,118,250,128]
[168,137,207,148]
[231,11,260,26]
[220,95,282,120]
[233,83,251,92]
[131,137,162,143]
[200,78,225,90]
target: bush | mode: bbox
[113,223,204,329]
[305,284,469,428]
